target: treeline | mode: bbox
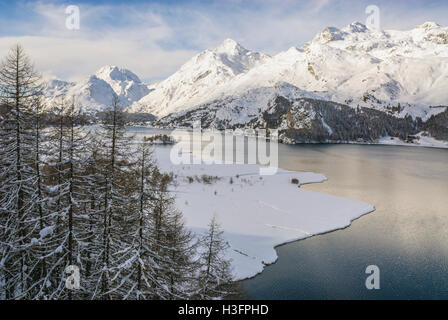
[0,45,233,300]
[260,97,420,143]
[422,107,448,141]
[157,91,447,145]
[96,111,156,125]
[19,111,156,127]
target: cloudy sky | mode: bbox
[0,0,447,83]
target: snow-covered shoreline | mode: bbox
[127,125,448,150]
[377,133,448,149]
[288,138,448,149]
[154,146,375,281]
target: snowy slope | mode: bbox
[43,66,152,114]
[129,22,448,122]
[158,82,321,128]
[126,39,270,117]
[41,22,448,125]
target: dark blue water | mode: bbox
[241,144,448,299]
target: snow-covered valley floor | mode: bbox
[154,147,375,280]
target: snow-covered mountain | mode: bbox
[41,21,448,143]
[127,21,448,124]
[43,66,151,114]
[126,38,270,117]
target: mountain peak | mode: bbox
[96,65,118,75]
[416,21,441,30]
[312,26,345,43]
[95,65,141,83]
[344,21,368,33]
[214,38,246,55]
[312,22,374,44]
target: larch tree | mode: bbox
[80,135,104,297]
[91,95,135,299]
[149,170,198,299]
[0,46,236,300]
[163,208,199,299]
[28,95,53,299]
[0,44,43,299]
[62,99,92,299]
[41,97,71,298]
[41,98,92,299]
[197,216,234,299]
[119,138,160,299]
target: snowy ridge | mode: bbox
[129,21,448,123]
[158,82,321,128]
[127,39,270,117]
[41,22,448,126]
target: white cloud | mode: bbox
[0,2,197,82]
[0,0,447,82]
[0,35,196,83]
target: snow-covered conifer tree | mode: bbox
[0,44,43,299]
[197,216,233,299]
[116,138,160,299]
[148,170,198,299]
[91,95,135,299]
